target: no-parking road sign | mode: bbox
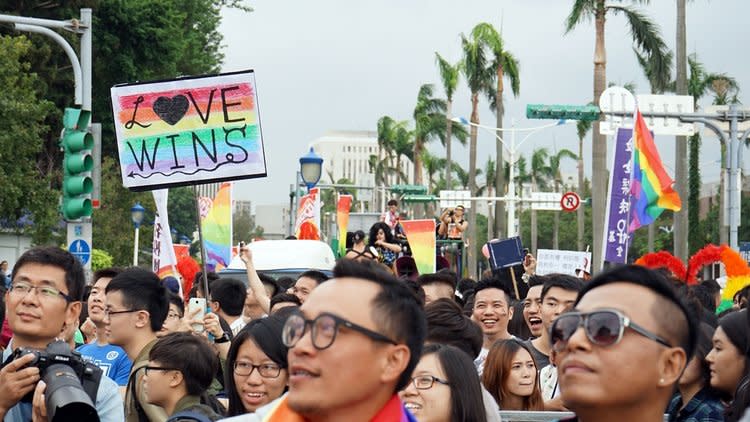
[560,191,581,212]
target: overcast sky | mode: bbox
[219,0,749,206]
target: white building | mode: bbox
[308,130,414,186]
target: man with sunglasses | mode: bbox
[0,247,123,421]
[551,265,697,422]
[105,267,169,422]
[264,259,425,421]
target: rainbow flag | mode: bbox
[294,187,321,240]
[337,195,353,257]
[201,182,232,271]
[400,220,436,275]
[629,109,681,232]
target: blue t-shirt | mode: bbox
[2,346,124,422]
[77,342,132,386]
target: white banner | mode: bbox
[152,190,180,294]
[536,249,592,276]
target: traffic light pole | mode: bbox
[0,10,94,270]
[603,106,750,251]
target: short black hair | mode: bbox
[456,278,476,297]
[417,272,456,290]
[578,264,697,360]
[424,298,482,359]
[166,291,185,317]
[149,332,218,396]
[527,274,546,288]
[106,267,169,333]
[13,247,85,301]
[93,267,123,283]
[332,259,426,392]
[275,276,296,291]
[270,292,302,311]
[700,279,721,294]
[258,274,280,297]
[297,270,330,286]
[209,278,246,317]
[191,271,220,297]
[691,284,718,314]
[473,277,512,306]
[540,274,584,301]
[225,316,288,416]
[387,199,398,206]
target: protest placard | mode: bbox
[111,70,266,191]
[536,249,592,276]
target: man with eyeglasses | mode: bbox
[142,332,219,420]
[254,259,425,421]
[0,246,123,421]
[551,264,697,422]
[105,267,169,422]
[77,267,132,389]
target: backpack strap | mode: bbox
[127,362,150,422]
[166,410,214,422]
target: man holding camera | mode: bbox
[0,247,123,421]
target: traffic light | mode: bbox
[61,108,93,220]
[526,104,600,121]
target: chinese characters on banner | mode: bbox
[295,187,321,240]
[604,128,634,264]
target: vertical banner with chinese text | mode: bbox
[152,190,180,283]
[603,128,634,264]
[295,188,321,240]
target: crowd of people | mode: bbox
[0,227,750,421]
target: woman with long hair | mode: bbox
[368,222,401,271]
[706,309,750,422]
[667,322,724,421]
[224,316,288,416]
[399,343,487,422]
[482,339,544,411]
[344,230,376,262]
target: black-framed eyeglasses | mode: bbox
[144,366,180,375]
[233,361,283,378]
[9,282,73,302]
[282,311,398,350]
[550,308,672,350]
[104,309,141,318]
[408,375,450,390]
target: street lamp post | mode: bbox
[131,202,145,266]
[299,147,323,192]
[453,117,569,238]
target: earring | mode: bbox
[659,378,665,384]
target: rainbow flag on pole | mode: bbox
[336,195,353,257]
[201,182,233,272]
[400,220,436,275]
[628,109,681,232]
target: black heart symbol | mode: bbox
[153,95,189,125]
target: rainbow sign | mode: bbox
[400,219,436,275]
[111,70,266,191]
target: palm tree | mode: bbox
[435,53,461,189]
[453,164,477,191]
[549,149,578,249]
[472,22,521,239]
[461,30,493,277]
[393,123,414,184]
[576,119,592,251]
[377,116,398,185]
[413,84,447,187]
[565,0,670,269]
[478,157,497,241]
[422,150,447,194]
[683,55,739,248]
[634,47,673,253]
[530,148,551,253]
[674,0,688,262]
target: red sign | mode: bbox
[560,191,581,212]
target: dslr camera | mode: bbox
[12,339,102,422]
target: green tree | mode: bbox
[412,84,447,187]
[0,35,59,244]
[565,0,671,268]
[472,22,521,239]
[421,150,446,194]
[91,248,114,271]
[435,53,461,189]
[461,30,494,278]
[393,123,414,184]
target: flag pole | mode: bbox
[193,185,209,300]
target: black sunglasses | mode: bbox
[282,311,397,350]
[550,308,672,350]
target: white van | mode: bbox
[218,239,336,284]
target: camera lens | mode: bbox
[43,364,98,422]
